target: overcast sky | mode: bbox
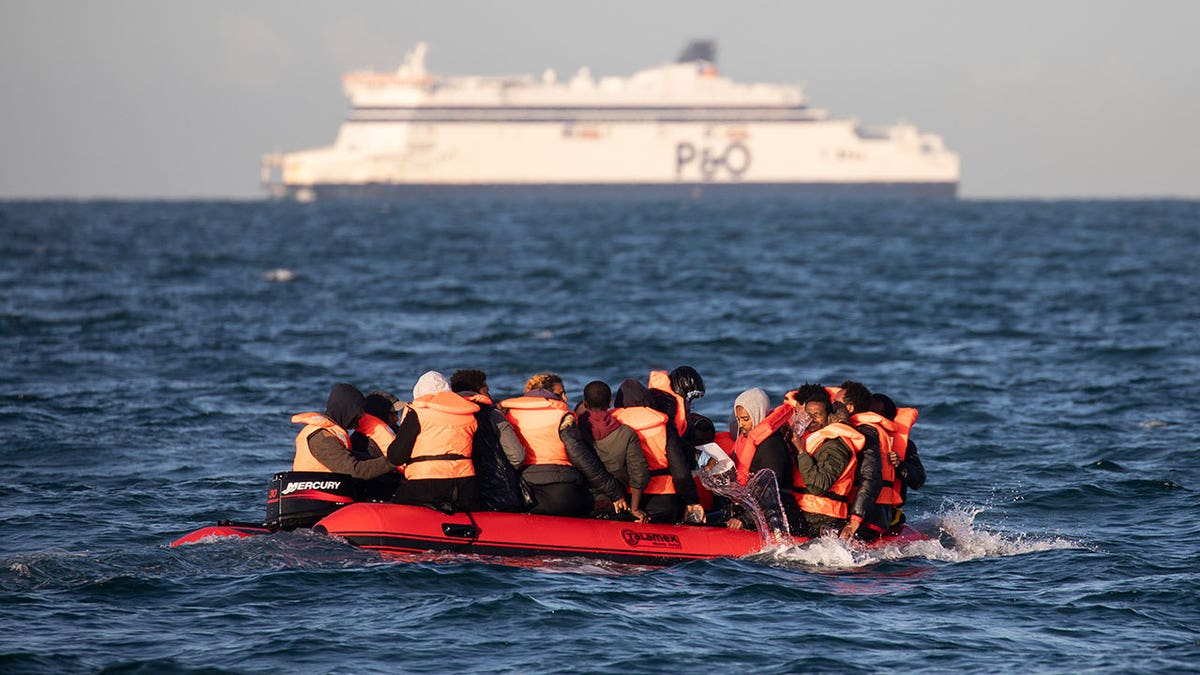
[2,1,1197,199]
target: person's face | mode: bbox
[479,383,490,397]
[735,405,754,435]
[804,401,829,432]
[551,382,566,403]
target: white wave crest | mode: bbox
[263,268,296,282]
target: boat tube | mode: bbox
[172,472,926,566]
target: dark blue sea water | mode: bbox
[1,199,1198,673]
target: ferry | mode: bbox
[261,41,959,200]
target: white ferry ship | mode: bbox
[262,41,959,200]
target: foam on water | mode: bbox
[753,502,1086,571]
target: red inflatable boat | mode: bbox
[171,471,926,566]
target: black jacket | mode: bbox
[850,423,884,522]
[730,429,805,535]
[614,379,699,505]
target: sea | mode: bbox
[1,198,1197,673]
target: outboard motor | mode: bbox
[265,471,365,530]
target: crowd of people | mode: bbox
[289,366,926,540]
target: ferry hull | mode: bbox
[295,181,957,201]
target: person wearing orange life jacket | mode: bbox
[502,374,628,518]
[346,390,404,501]
[723,388,806,536]
[578,380,650,522]
[292,383,398,480]
[448,369,525,512]
[785,383,865,538]
[352,391,400,458]
[386,389,482,513]
[612,379,704,524]
[647,366,705,438]
[648,366,712,469]
[835,381,888,541]
[871,392,926,527]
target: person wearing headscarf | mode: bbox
[387,386,482,513]
[392,370,453,428]
[725,388,805,534]
[291,383,398,480]
[412,370,451,399]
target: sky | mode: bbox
[1,1,1197,199]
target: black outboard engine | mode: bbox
[265,471,365,529]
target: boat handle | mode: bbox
[442,523,478,539]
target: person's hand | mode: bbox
[683,503,706,524]
[725,518,744,530]
[631,509,649,523]
[887,450,901,467]
[839,519,860,540]
[612,498,629,514]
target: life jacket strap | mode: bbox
[802,489,849,503]
[408,453,471,463]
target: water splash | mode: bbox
[751,501,1087,570]
[698,464,790,545]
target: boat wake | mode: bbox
[751,501,1087,570]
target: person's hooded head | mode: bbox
[613,378,653,409]
[730,388,770,439]
[412,371,451,399]
[363,390,399,427]
[325,383,366,430]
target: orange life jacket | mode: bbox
[355,412,395,458]
[405,391,479,480]
[792,422,864,519]
[648,370,688,437]
[733,404,793,485]
[825,386,843,404]
[877,407,918,506]
[291,412,351,472]
[611,406,674,495]
[850,411,899,506]
[503,396,573,467]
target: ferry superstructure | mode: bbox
[262,41,959,200]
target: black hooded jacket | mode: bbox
[305,383,396,480]
[614,379,699,505]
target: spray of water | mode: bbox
[698,463,791,545]
[752,500,1087,570]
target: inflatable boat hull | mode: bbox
[313,503,767,566]
[173,502,926,567]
